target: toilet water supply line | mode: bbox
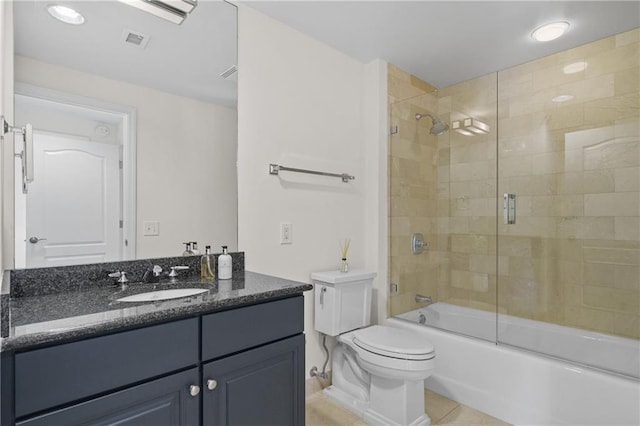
[310,334,330,380]
[310,334,369,387]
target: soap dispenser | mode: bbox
[182,242,193,256]
[191,242,201,255]
[218,246,232,280]
[201,245,215,280]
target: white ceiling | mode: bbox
[244,1,639,88]
[13,1,639,107]
[13,0,238,107]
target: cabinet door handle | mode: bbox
[207,379,217,390]
[189,385,200,396]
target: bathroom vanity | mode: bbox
[0,258,311,426]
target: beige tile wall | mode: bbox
[388,28,639,340]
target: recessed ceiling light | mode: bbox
[47,4,85,25]
[563,61,588,74]
[552,94,574,103]
[531,21,570,42]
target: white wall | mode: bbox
[14,56,238,260]
[237,5,387,378]
[0,1,14,274]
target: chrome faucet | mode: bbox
[143,265,163,283]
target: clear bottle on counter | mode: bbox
[182,242,193,256]
[200,245,215,280]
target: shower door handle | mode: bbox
[503,193,516,224]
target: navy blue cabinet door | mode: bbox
[202,334,305,426]
[16,368,200,426]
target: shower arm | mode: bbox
[415,113,436,122]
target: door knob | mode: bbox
[207,379,217,390]
[189,385,200,396]
[28,237,47,244]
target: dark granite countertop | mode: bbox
[1,271,312,352]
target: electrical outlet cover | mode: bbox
[280,223,292,244]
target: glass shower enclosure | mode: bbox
[389,28,639,378]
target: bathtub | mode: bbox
[388,302,640,426]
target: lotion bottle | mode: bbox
[200,245,215,280]
[218,246,232,280]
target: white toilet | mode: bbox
[312,270,435,426]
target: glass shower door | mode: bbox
[388,91,443,320]
[496,29,640,378]
[389,72,499,343]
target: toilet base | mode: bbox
[364,409,430,426]
[323,385,367,416]
[324,380,432,426]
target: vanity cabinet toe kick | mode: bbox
[1,295,305,426]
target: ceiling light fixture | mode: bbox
[563,61,588,74]
[463,118,490,134]
[531,21,570,42]
[47,4,85,25]
[117,0,197,25]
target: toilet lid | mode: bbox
[353,325,435,360]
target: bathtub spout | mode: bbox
[415,294,432,304]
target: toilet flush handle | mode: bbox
[319,286,327,306]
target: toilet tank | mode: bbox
[311,270,376,337]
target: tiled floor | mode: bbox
[305,388,510,426]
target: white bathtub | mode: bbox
[388,302,640,426]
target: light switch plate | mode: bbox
[143,220,159,236]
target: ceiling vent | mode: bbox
[121,29,150,49]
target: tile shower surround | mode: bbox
[388,28,639,339]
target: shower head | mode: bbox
[416,113,449,136]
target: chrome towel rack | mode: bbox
[269,164,355,183]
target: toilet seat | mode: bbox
[353,325,434,360]
[342,325,435,381]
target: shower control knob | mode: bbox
[411,233,429,254]
[207,379,217,390]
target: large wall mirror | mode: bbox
[12,0,238,268]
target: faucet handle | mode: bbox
[108,271,129,283]
[168,266,189,277]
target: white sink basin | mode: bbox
[116,288,208,303]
